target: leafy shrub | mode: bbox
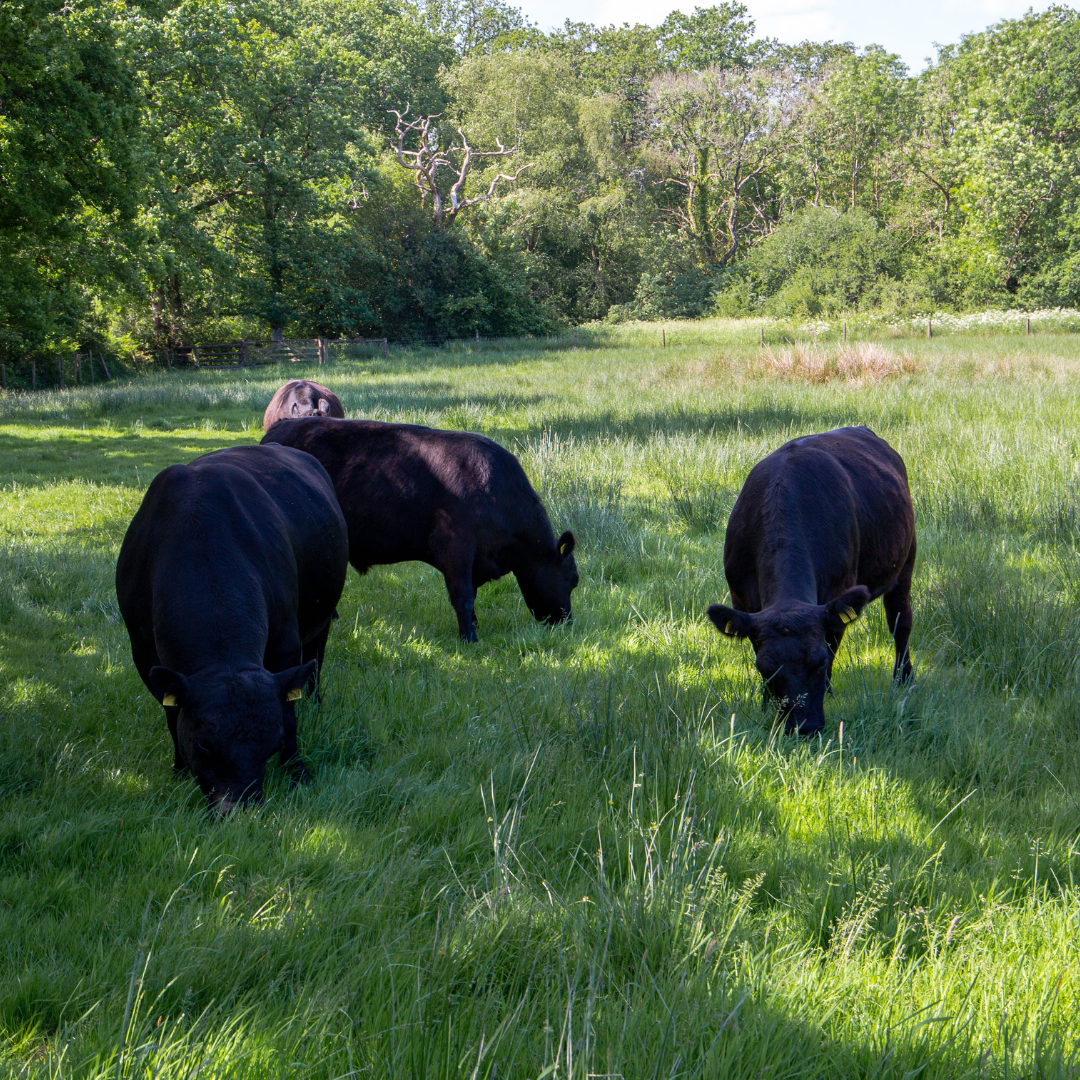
[607,267,720,322]
[749,207,902,316]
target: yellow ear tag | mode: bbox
[559,542,569,556]
[162,694,177,707]
[840,607,857,625]
[725,621,735,635]
[286,688,302,701]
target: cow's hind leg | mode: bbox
[883,543,916,683]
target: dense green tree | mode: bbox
[0,0,143,359]
[10,0,1080,356]
[132,0,449,344]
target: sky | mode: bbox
[513,0,1067,74]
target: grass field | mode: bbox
[4,320,1080,1078]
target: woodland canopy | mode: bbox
[3,0,1080,358]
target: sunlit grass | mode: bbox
[2,328,1080,1076]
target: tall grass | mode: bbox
[3,324,1080,1076]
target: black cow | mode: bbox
[116,444,349,811]
[707,425,916,735]
[263,379,345,431]
[261,417,578,641]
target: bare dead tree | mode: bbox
[646,68,809,265]
[389,107,533,227]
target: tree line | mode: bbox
[3,0,1079,361]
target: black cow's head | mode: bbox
[149,661,316,813]
[706,587,871,735]
[516,531,579,626]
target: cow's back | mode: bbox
[262,418,552,568]
[724,426,914,609]
[117,444,347,676]
[183,444,349,640]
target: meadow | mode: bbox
[4,320,1080,1078]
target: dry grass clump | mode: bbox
[760,342,918,383]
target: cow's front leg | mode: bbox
[824,626,845,692]
[165,703,188,774]
[301,622,332,702]
[443,560,478,641]
[269,640,311,784]
[280,697,311,784]
[429,513,479,641]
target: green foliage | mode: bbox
[608,266,721,321]
[10,1,1080,349]
[0,0,143,359]
[748,206,903,314]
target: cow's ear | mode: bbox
[317,398,331,415]
[823,586,872,633]
[149,667,189,708]
[707,604,754,639]
[275,661,318,702]
[557,531,576,558]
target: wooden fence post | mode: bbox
[662,329,666,348]
[1026,317,1031,335]
[759,325,764,347]
[31,361,36,390]
[927,318,932,339]
[383,338,388,359]
[843,322,847,344]
[1,363,6,390]
[241,340,248,367]
[573,328,578,347]
[100,354,111,379]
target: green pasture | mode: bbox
[5,321,1080,1077]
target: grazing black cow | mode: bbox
[116,444,349,811]
[707,425,916,735]
[263,379,345,431]
[261,417,578,641]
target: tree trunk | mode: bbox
[167,275,184,346]
[152,287,166,341]
[692,147,714,262]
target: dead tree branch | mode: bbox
[389,106,533,227]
